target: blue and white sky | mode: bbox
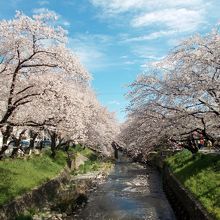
[0,0,219,121]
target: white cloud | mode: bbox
[90,0,209,32]
[37,0,49,6]
[32,8,71,27]
[90,0,146,14]
[72,44,105,70]
[132,46,161,59]
[68,34,134,71]
[131,8,204,31]
[90,0,204,14]
[33,7,50,14]
[68,35,107,71]
[124,30,176,42]
[123,61,136,65]
[72,33,113,44]
[61,20,71,27]
[120,55,128,59]
[108,100,121,105]
[140,56,165,68]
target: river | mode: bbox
[74,153,176,220]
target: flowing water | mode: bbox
[75,153,176,220]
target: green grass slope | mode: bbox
[0,145,113,207]
[0,150,66,206]
[70,145,113,175]
[166,150,220,219]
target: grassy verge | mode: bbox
[69,144,98,161]
[0,145,113,207]
[165,150,220,219]
[70,145,113,175]
[0,150,66,206]
[74,159,113,175]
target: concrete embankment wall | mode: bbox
[150,152,213,220]
[163,166,213,220]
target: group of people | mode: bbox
[168,131,214,154]
[193,131,212,150]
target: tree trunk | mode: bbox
[0,145,8,160]
[50,131,57,158]
[10,129,26,158]
[184,135,199,154]
[25,131,38,154]
[112,141,119,159]
[39,140,44,150]
[57,136,64,150]
[0,125,13,159]
[1,125,13,146]
[10,138,20,158]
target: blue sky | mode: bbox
[0,0,219,122]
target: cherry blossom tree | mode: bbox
[121,27,220,155]
[0,11,90,141]
[0,11,119,159]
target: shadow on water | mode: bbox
[74,152,176,220]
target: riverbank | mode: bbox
[0,150,67,207]
[30,163,113,220]
[147,149,219,220]
[74,153,175,220]
[0,146,114,219]
[165,150,220,220]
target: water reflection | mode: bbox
[75,153,175,220]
